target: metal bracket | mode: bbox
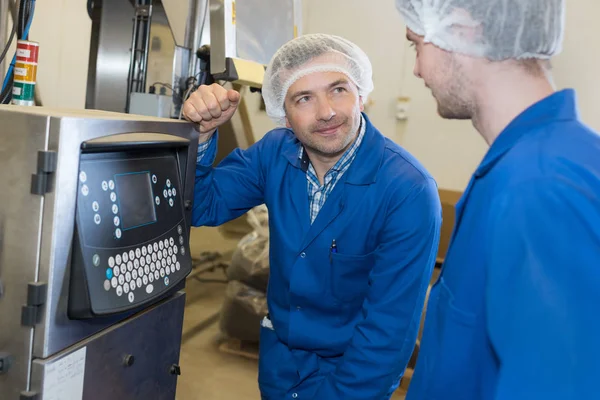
[30,151,57,195]
[21,282,48,327]
[0,352,14,374]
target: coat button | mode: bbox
[292,394,298,398]
[300,252,306,258]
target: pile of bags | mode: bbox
[219,205,270,343]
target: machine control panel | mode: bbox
[69,150,192,318]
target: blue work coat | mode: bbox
[407,89,600,400]
[192,113,441,399]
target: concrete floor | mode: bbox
[176,225,406,399]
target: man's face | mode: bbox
[406,28,473,120]
[284,71,364,158]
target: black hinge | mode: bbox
[20,391,39,400]
[0,352,14,374]
[31,151,57,195]
[21,282,48,327]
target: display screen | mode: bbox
[115,172,157,230]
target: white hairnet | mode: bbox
[395,0,565,60]
[262,33,374,126]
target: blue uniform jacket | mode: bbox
[192,114,441,399]
[407,89,600,400]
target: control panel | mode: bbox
[68,150,192,318]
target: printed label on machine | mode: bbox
[42,346,86,400]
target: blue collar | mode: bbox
[282,112,386,185]
[475,89,579,178]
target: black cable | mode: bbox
[0,16,17,67]
[17,0,26,39]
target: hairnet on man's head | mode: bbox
[262,33,374,126]
[395,0,565,61]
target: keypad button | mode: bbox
[146,284,154,294]
[161,259,167,268]
[119,275,125,285]
[177,225,183,235]
[120,264,127,275]
[82,185,89,197]
[111,277,118,288]
[92,201,99,212]
[122,252,128,263]
[128,291,134,303]
[124,284,130,294]
[126,272,131,282]
[165,266,170,275]
[116,285,123,296]
[171,265,176,274]
[102,181,108,191]
[109,256,115,268]
[135,248,141,258]
[115,228,122,239]
[149,273,155,283]
[152,174,157,184]
[150,262,156,272]
[163,189,168,198]
[114,266,120,277]
[130,280,136,292]
[176,261,181,271]
[167,257,172,266]
[154,271,160,280]
[104,279,110,291]
[109,180,115,190]
[162,249,168,258]
[137,268,143,278]
[114,216,120,226]
[146,255,151,264]
[110,192,116,202]
[136,277,142,289]
[159,241,164,250]
[144,265,150,275]
[129,250,135,260]
[127,261,133,272]
[134,259,140,269]
[157,251,163,260]
[166,179,171,187]
[147,244,152,254]
[163,239,169,248]
[169,198,174,207]
[160,269,165,278]
[140,257,146,267]
[168,247,173,257]
[116,254,122,265]
[132,269,138,280]
[164,276,170,286]
[152,253,157,262]
[106,268,113,280]
[93,254,100,267]
[169,237,175,246]
[179,236,184,245]
[181,247,186,256]
[174,246,179,255]
[143,275,148,285]
[142,246,147,256]
[168,189,173,197]
[94,214,101,225]
[172,187,176,196]
[155,196,160,206]
[153,243,158,252]
[171,254,177,264]
[112,204,118,214]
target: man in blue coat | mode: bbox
[396,0,600,399]
[182,33,441,399]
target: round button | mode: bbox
[103,279,110,291]
[134,259,140,269]
[92,201,99,212]
[123,252,129,263]
[143,275,148,285]
[126,272,131,282]
[132,269,138,280]
[300,252,306,258]
[129,280,135,292]
[180,246,186,256]
[159,241,164,250]
[161,259,167,268]
[92,254,100,267]
[140,257,146,267]
[119,275,125,285]
[142,246,147,256]
[166,179,171,188]
[102,181,108,191]
[109,180,115,190]
[162,249,168,258]
[167,257,172,266]
[112,204,118,214]
[127,261,133,271]
[168,189,173,197]
[146,255,151,264]
[152,253,157,262]
[138,268,143,278]
[164,276,170,286]
[115,228,122,239]
[149,273,155,283]
[144,265,150,275]
[79,171,87,183]
[292,393,298,399]
[164,239,169,248]
[163,189,168,198]
[114,216,120,226]
[136,277,142,288]
[124,284,129,294]
[176,261,180,271]
[169,198,174,207]
[116,254,122,265]
[155,196,160,206]
[172,188,176,197]
[110,192,117,202]
[135,248,141,258]
[179,236,184,245]
[114,266,120,277]
[154,271,160,280]
[147,244,152,254]
[116,286,123,296]
[174,246,179,255]
[106,268,113,280]
[152,174,157,184]
[168,247,173,256]
[120,264,126,275]
[146,284,154,294]
[171,255,176,264]
[94,214,101,225]
[169,237,175,246]
[129,250,135,260]
[177,225,183,235]
[158,251,163,260]
[81,185,89,196]
[108,256,115,268]
[171,265,176,274]
[111,277,118,288]
[153,243,158,252]
[128,292,134,303]
[160,269,165,278]
[150,262,156,272]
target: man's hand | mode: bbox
[182,84,241,141]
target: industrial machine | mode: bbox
[0,106,199,399]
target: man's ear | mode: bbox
[285,116,292,129]
[359,96,365,112]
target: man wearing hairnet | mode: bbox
[183,33,441,399]
[395,1,600,399]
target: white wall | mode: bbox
[7,0,600,191]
